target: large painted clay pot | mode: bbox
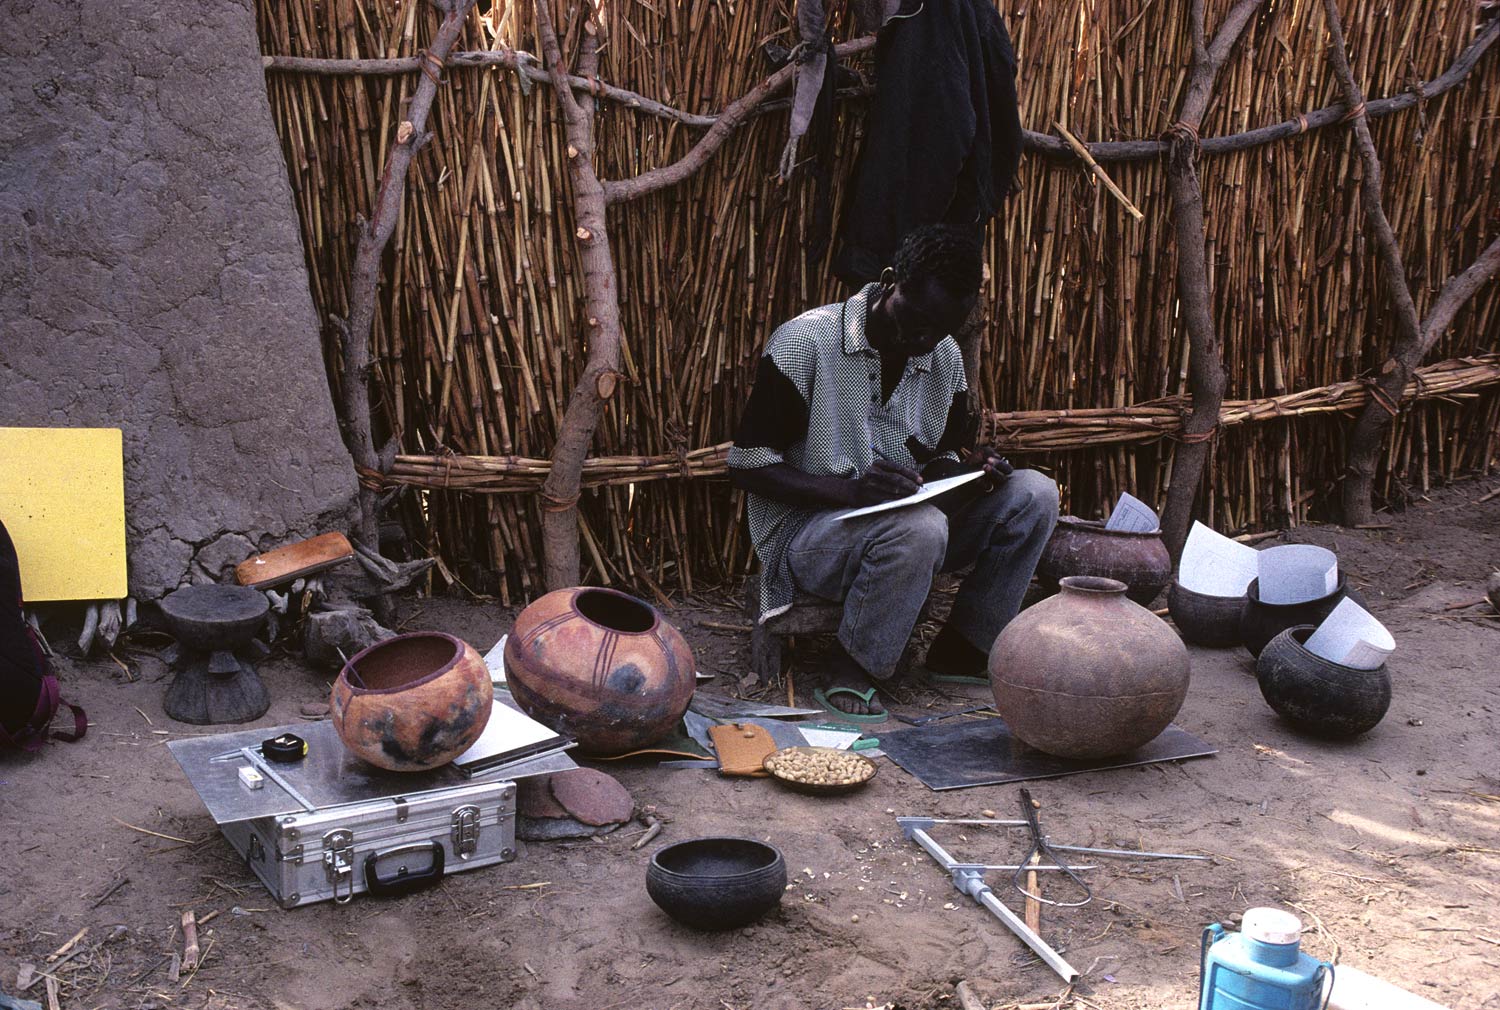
[331,632,493,772]
[1256,626,1391,738]
[504,587,695,757]
[989,576,1190,758]
[1038,517,1172,606]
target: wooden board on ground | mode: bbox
[0,427,126,601]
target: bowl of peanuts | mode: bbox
[762,745,878,794]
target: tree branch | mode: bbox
[340,0,475,582]
[1159,0,1265,561]
[602,35,876,206]
[1321,0,1431,525]
[534,0,633,589]
[262,19,1500,164]
[1421,236,1500,353]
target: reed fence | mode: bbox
[256,0,1500,602]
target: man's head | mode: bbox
[874,224,984,356]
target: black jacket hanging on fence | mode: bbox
[832,0,1023,285]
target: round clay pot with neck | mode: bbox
[989,575,1190,759]
[504,587,696,757]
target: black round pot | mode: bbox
[1166,581,1245,648]
[1256,626,1391,738]
[1239,575,1365,658]
[646,837,786,930]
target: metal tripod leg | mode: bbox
[898,817,1079,983]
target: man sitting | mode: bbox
[728,224,1058,718]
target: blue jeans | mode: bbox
[785,469,1059,680]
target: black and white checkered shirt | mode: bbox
[728,283,969,620]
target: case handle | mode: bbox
[363,841,446,897]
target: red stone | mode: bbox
[548,768,633,826]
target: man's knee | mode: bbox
[868,504,948,564]
[1006,469,1060,524]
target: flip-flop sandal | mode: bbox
[813,686,888,724]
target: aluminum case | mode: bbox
[220,779,517,908]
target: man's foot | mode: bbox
[816,644,886,719]
[924,624,988,680]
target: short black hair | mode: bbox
[891,224,983,299]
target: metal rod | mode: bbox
[951,863,1099,872]
[240,747,318,812]
[896,816,1028,828]
[1046,841,1211,861]
[901,821,1080,982]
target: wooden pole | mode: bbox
[336,0,476,571]
[1159,0,1265,560]
[1325,0,1500,525]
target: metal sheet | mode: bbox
[168,720,573,825]
[879,718,1217,791]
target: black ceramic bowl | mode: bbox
[646,837,786,930]
[1255,625,1391,738]
[1239,575,1365,658]
[1167,580,1245,648]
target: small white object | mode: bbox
[1327,965,1451,1010]
[1305,598,1395,669]
[1179,522,1259,597]
[1258,544,1339,604]
[1104,492,1160,533]
[1241,907,1302,945]
[237,766,265,790]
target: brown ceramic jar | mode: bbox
[1037,516,1173,605]
[504,587,696,757]
[331,632,494,772]
[989,576,1190,758]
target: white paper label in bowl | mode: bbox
[1257,544,1339,604]
[1104,492,1160,533]
[1179,522,1259,597]
[1305,597,1395,670]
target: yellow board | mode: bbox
[0,427,128,602]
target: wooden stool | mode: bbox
[745,576,843,685]
[743,575,937,686]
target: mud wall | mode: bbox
[0,0,356,600]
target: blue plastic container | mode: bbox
[1199,908,1332,1010]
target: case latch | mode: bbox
[451,805,481,859]
[322,829,356,904]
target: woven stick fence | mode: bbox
[257,0,1500,602]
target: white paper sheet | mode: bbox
[1104,492,1161,533]
[1179,521,1260,597]
[835,470,987,521]
[797,724,866,750]
[1257,544,1339,604]
[453,698,567,768]
[1305,597,1395,669]
[484,634,508,683]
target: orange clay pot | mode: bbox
[504,587,695,757]
[331,632,493,771]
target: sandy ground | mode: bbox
[3,479,1498,1010]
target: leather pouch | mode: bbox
[708,723,776,777]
